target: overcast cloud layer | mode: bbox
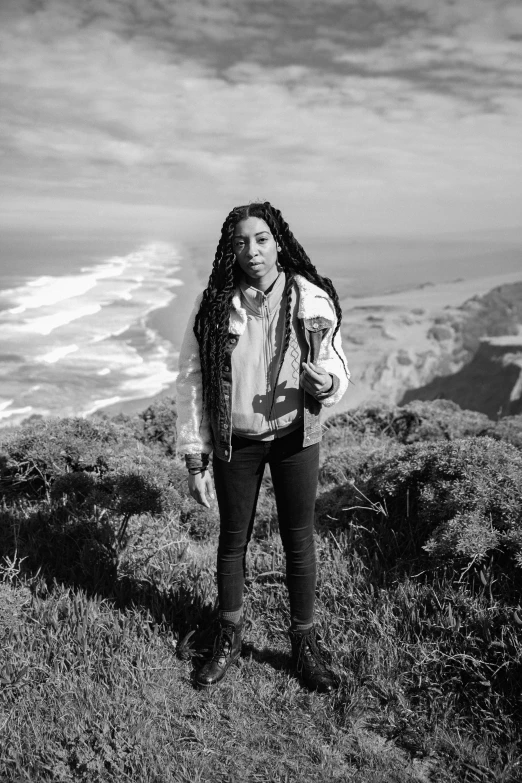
[1,0,521,238]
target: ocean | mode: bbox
[0,240,201,426]
[0,233,520,427]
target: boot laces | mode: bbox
[211,624,235,662]
[295,630,326,675]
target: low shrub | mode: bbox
[488,414,522,450]
[0,416,208,589]
[370,437,522,567]
[319,433,402,486]
[318,436,522,594]
[139,396,178,454]
[322,400,492,453]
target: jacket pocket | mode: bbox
[303,316,332,333]
[303,317,331,364]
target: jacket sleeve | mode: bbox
[314,303,350,408]
[175,293,213,456]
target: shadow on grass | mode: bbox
[241,641,289,673]
[0,504,217,649]
[0,498,305,690]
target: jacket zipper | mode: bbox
[263,299,274,432]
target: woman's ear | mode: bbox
[276,244,281,252]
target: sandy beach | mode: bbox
[329,269,522,418]
[107,267,522,422]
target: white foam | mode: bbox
[0,241,185,425]
[82,397,122,416]
[28,277,51,288]
[0,399,14,412]
[8,274,100,311]
[40,344,79,363]
[27,304,103,335]
[0,405,32,420]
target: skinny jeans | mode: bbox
[212,427,319,626]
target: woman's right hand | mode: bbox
[188,471,215,509]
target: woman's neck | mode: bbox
[241,264,282,293]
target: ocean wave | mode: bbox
[0,402,33,421]
[0,242,184,426]
[82,396,123,416]
[29,305,103,336]
[40,345,79,364]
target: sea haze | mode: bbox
[302,236,522,300]
[0,243,185,426]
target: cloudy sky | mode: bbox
[1,0,521,242]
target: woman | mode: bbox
[176,201,349,691]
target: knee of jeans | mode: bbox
[218,539,249,561]
[283,536,315,563]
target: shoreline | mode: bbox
[98,245,207,419]
[2,242,520,427]
[100,268,522,421]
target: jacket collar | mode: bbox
[229,274,335,336]
[239,271,286,316]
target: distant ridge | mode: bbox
[400,282,522,417]
[401,336,522,418]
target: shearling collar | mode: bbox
[229,274,335,336]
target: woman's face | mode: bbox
[232,216,280,291]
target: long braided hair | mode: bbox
[193,202,346,422]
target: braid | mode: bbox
[194,209,243,419]
[194,201,347,424]
[258,203,348,378]
[269,271,294,419]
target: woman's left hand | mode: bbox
[300,361,333,397]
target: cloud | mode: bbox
[0,0,521,236]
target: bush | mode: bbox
[0,416,198,578]
[319,433,402,486]
[138,396,177,454]
[487,414,522,450]
[318,434,522,596]
[322,400,492,453]
[369,438,522,567]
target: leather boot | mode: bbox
[196,619,242,688]
[288,626,340,693]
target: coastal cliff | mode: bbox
[338,277,522,419]
[402,336,522,417]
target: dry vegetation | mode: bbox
[1,398,521,782]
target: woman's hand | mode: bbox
[300,361,333,397]
[188,470,215,509]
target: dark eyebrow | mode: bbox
[233,231,270,238]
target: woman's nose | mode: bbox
[246,244,258,258]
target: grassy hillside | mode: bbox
[1,399,522,782]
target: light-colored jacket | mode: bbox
[176,274,350,462]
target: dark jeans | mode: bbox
[212,428,320,626]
